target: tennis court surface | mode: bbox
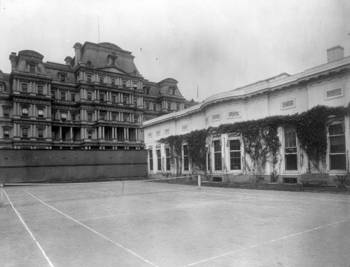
[1,179,350,267]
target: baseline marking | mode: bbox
[186,216,350,266]
[3,189,55,267]
[25,190,159,267]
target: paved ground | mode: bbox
[1,181,350,267]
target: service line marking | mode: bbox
[3,189,55,267]
[25,190,159,267]
[185,216,350,266]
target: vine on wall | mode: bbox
[159,105,349,173]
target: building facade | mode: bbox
[0,41,188,150]
[143,46,350,182]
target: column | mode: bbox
[59,126,62,140]
[98,127,101,139]
[102,126,105,140]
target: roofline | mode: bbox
[143,56,350,127]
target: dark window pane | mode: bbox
[214,140,221,151]
[230,152,241,170]
[285,154,297,170]
[330,154,346,170]
[214,153,222,170]
[156,150,161,171]
[329,124,344,135]
[329,136,345,153]
[229,140,240,150]
[149,150,153,171]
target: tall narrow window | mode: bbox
[3,127,10,139]
[38,108,44,118]
[149,150,153,171]
[229,139,241,170]
[285,128,298,170]
[165,147,171,171]
[21,83,28,93]
[183,145,189,171]
[38,127,44,138]
[156,149,161,171]
[38,85,43,95]
[87,91,92,101]
[213,140,222,171]
[60,91,66,101]
[328,122,346,170]
[22,107,29,117]
[22,127,29,139]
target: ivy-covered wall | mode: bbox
[155,105,350,181]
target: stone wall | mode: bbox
[0,150,147,183]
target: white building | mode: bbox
[142,46,350,184]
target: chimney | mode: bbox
[73,42,82,66]
[327,46,344,63]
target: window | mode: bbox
[38,85,44,95]
[99,92,105,102]
[181,125,188,131]
[51,89,56,99]
[212,114,220,121]
[123,94,129,104]
[285,128,298,170]
[213,140,222,171]
[22,107,29,117]
[38,127,44,138]
[99,75,103,84]
[229,139,241,170]
[87,129,93,139]
[3,127,10,139]
[87,91,92,101]
[156,130,160,137]
[156,149,161,171]
[183,145,189,171]
[60,91,66,101]
[228,111,240,118]
[61,112,67,121]
[112,94,117,103]
[326,88,343,99]
[328,122,346,170]
[149,150,153,171]
[124,113,130,122]
[29,63,35,73]
[22,127,29,139]
[281,99,295,110]
[99,111,106,121]
[71,93,75,102]
[38,108,44,118]
[112,112,117,121]
[165,147,171,171]
[87,73,92,82]
[3,106,10,118]
[164,129,170,135]
[21,83,28,93]
[87,112,92,122]
[58,72,66,82]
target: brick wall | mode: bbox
[0,150,147,183]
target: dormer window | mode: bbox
[29,63,35,73]
[58,72,66,82]
[107,54,117,66]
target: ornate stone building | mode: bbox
[0,41,188,150]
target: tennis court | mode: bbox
[1,178,350,267]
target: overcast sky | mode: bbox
[0,0,349,101]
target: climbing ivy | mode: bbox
[159,104,349,173]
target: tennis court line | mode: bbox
[3,189,55,267]
[185,216,350,266]
[25,190,159,267]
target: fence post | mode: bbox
[198,174,201,189]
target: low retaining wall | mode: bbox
[0,150,147,183]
